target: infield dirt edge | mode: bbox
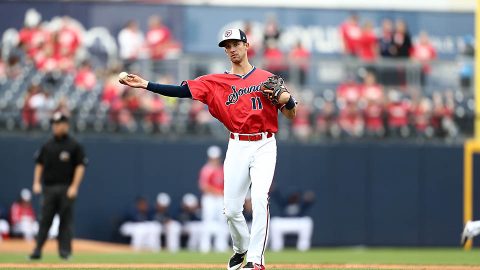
[2,263,480,269]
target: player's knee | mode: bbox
[223,207,242,220]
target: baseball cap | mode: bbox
[182,193,198,208]
[156,192,171,206]
[207,145,222,159]
[50,111,69,124]
[218,28,247,47]
[20,188,31,201]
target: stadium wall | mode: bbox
[0,136,468,246]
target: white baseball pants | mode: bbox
[224,134,276,265]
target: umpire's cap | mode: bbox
[218,28,247,47]
[50,111,69,124]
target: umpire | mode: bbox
[30,112,87,260]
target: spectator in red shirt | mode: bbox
[337,79,361,108]
[141,92,171,133]
[10,189,37,241]
[411,97,433,138]
[146,15,172,61]
[292,101,313,142]
[289,41,310,86]
[360,72,384,102]
[146,16,181,75]
[109,89,138,132]
[411,31,437,86]
[263,40,288,79]
[360,73,385,137]
[102,73,124,107]
[338,97,364,138]
[33,41,58,73]
[340,12,362,57]
[74,61,97,91]
[19,9,50,61]
[363,98,385,138]
[386,90,411,138]
[357,20,378,62]
[51,16,81,63]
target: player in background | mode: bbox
[198,145,229,253]
[119,28,297,270]
[461,220,480,246]
[269,190,314,252]
[178,193,202,251]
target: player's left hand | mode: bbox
[261,75,290,105]
[67,186,78,198]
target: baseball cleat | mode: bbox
[242,262,265,270]
[28,251,41,261]
[228,251,247,270]
[461,221,472,246]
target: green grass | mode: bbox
[1,248,480,269]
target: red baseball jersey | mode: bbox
[199,163,224,193]
[183,67,282,134]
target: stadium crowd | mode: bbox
[0,9,474,142]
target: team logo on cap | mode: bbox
[59,151,71,162]
[224,30,232,37]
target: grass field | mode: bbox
[1,244,480,270]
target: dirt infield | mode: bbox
[0,239,131,253]
[1,264,480,269]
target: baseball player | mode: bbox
[199,145,229,253]
[119,28,297,270]
[461,220,480,246]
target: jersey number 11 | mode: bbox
[251,97,263,110]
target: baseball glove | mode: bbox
[260,75,289,105]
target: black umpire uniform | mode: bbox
[30,112,87,260]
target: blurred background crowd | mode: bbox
[0,7,474,142]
